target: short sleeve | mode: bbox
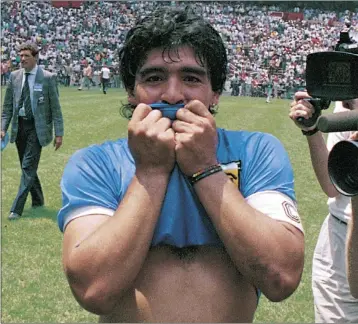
[241,133,296,202]
[57,145,123,232]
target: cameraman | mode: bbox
[346,127,358,299]
[289,95,358,322]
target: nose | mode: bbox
[160,77,185,105]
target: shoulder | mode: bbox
[41,68,56,78]
[10,69,21,77]
[64,138,131,175]
[218,128,283,152]
[218,128,294,193]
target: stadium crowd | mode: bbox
[1,1,357,98]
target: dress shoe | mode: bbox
[8,212,20,220]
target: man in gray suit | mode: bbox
[1,42,64,220]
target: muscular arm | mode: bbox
[346,195,358,299]
[193,172,304,302]
[62,104,175,315]
[306,132,340,197]
[63,170,169,315]
[173,101,304,302]
[289,93,340,198]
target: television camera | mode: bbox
[302,22,358,196]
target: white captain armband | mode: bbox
[245,190,304,233]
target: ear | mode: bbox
[212,92,220,106]
[127,89,137,105]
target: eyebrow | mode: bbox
[138,66,208,78]
[138,67,165,78]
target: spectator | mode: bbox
[100,63,110,94]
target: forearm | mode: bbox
[307,132,339,197]
[347,196,358,298]
[193,171,304,301]
[65,171,169,314]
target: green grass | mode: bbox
[1,87,333,323]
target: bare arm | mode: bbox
[193,171,304,301]
[346,131,358,298]
[173,101,304,302]
[63,171,170,315]
[289,91,339,197]
[62,104,175,315]
[347,195,358,298]
[305,132,339,197]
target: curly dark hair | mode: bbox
[119,6,228,119]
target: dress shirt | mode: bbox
[19,65,38,117]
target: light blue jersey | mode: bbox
[58,128,296,247]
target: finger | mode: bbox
[130,103,153,123]
[183,100,212,118]
[349,131,358,141]
[149,116,173,134]
[176,106,212,125]
[291,101,314,114]
[142,109,166,126]
[291,109,312,120]
[172,120,192,133]
[158,127,175,143]
[174,131,192,146]
[293,91,311,102]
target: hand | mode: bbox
[54,136,63,151]
[128,103,175,175]
[1,131,5,139]
[289,91,317,131]
[349,131,358,141]
[172,100,218,176]
[342,99,358,111]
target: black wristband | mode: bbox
[188,164,222,185]
[301,127,319,136]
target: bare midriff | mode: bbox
[99,245,258,323]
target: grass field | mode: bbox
[1,86,333,323]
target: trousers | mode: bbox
[312,214,358,323]
[11,118,44,215]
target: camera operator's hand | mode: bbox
[289,91,319,131]
[342,98,358,111]
[349,131,358,141]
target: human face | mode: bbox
[128,46,220,109]
[20,50,37,72]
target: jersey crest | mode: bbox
[220,161,241,190]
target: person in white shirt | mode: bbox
[290,95,358,322]
[100,64,111,94]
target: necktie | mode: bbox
[20,72,33,120]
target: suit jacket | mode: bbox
[1,66,64,147]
